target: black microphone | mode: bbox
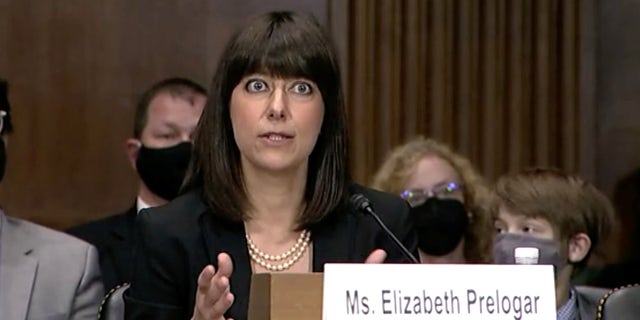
[351,193,420,264]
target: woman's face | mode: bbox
[402,155,465,206]
[229,73,324,174]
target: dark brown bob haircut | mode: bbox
[183,11,350,229]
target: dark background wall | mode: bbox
[595,0,640,263]
[0,0,638,262]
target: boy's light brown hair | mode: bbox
[371,136,493,263]
[492,167,616,263]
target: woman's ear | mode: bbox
[568,232,592,263]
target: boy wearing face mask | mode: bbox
[68,77,207,291]
[492,167,615,320]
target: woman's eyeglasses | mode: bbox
[400,181,464,207]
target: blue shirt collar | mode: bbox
[557,289,578,320]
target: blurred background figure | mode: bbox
[371,136,493,264]
[586,167,640,288]
[0,79,104,319]
[68,77,207,291]
[0,80,13,140]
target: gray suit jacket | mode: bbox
[576,285,607,320]
[0,213,104,320]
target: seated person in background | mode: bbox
[371,136,493,263]
[492,167,615,319]
[67,77,207,291]
[586,167,640,288]
[124,11,417,320]
[0,79,104,319]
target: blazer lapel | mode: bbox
[576,289,598,320]
[199,213,251,319]
[312,208,356,272]
[0,215,38,320]
[107,207,137,284]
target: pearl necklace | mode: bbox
[246,230,311,272]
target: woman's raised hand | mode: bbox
[192,253,235,320]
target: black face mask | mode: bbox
[411,197,468,256]
[0,138,5,183]
[135,142,192,201]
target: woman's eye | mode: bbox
[523,226,534,233]
[291,82,312,94]
[246,80,268,92]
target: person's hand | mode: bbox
[192,253,235,320]
[364,249,387,263]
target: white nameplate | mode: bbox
[322,264,556,319]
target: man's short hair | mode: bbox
[492,167,616,261]
[133,77,207,138]
[0,79,14,135]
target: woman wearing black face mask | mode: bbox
[372,136,493,264]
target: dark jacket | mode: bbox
[575,285,607,320]
[124,185,417,319]
[67,206,137,291]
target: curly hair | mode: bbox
[371,136,492,263]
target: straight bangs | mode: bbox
[223,12,339,109]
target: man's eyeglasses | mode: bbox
[0,111,5,134]
[400,181,464,207]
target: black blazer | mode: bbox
[67,205,137,291]
[124,185,417,320]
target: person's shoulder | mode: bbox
[137,190,206,233]
[347,183,417,262]
[575,285,608,304]
[575,285,609,319]
[349,183,411,229]
[4,216,103,307]
[7,216,94,251]
[67,208,134,240]
[351,183,408,213]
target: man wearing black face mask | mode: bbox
[68,77,206,291]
